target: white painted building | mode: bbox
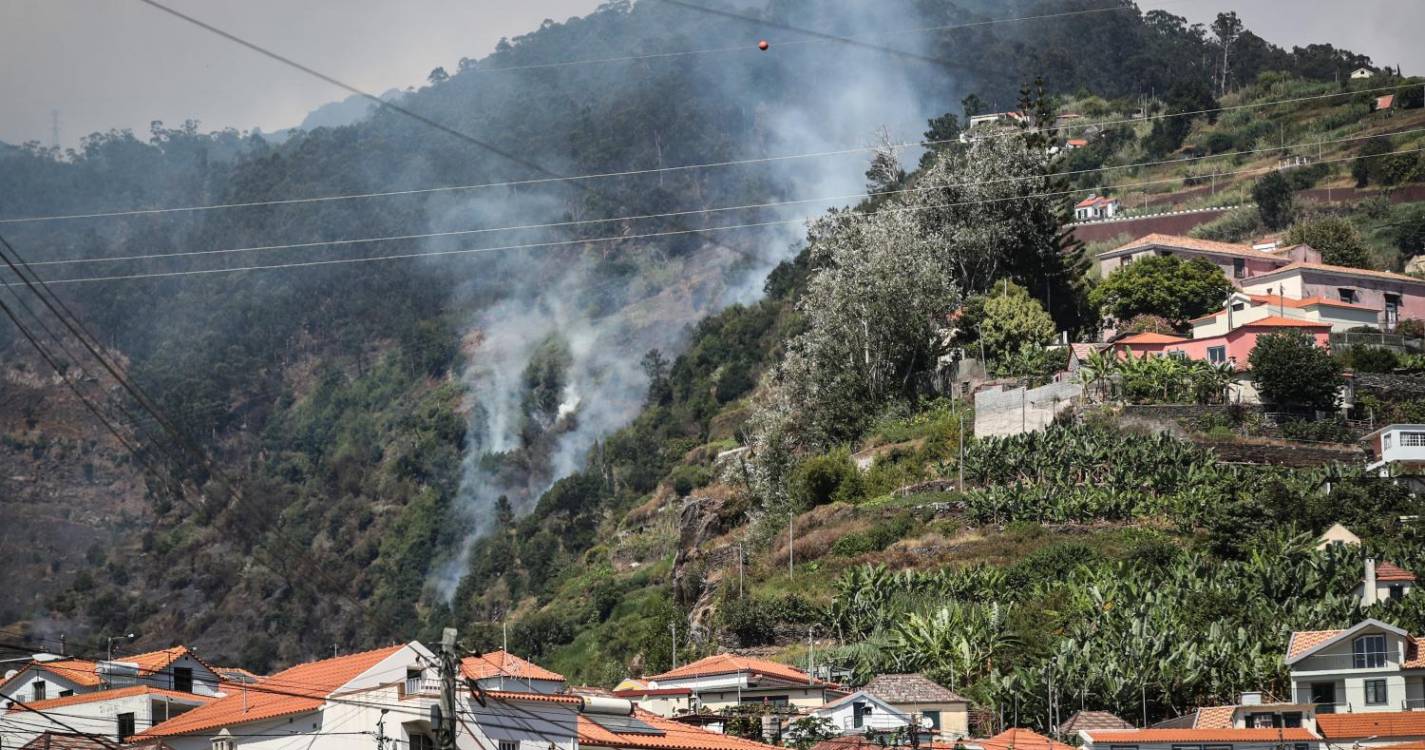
[0,646,225,707]
[1364,425,1425,475]
[0,685,214,746]
[810,691,910,735]
[1286,619,1425,713]
[1352,559,1417,606]
[642,654,842,712]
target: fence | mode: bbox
[973,381,1082,438]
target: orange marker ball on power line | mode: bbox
[758,40,769,51]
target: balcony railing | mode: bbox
[1405,698,1425,711]
[403,676,440,697]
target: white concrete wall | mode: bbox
[974,382,1082,438]
[0,667,89,703]
[813,698,908,734]
[0,691,193,747]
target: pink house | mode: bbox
[1097,234,1321,284]
[1114,317,1331,369]
[1239,263,1425,331]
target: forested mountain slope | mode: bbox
[0,0,1386,678]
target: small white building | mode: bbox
[1364,424,1425,475]
[810,691,909,735]
[0,646,225,707]
[1315,522,1362,550]
[1353,559,1417,606]
[1074,194,1120,221]
[1352,67,1375,79]
[641,654,842,712]
[0,685,214,746]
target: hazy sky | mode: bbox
[1,1,1421,147]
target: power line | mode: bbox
[13,143,1422,287]
[18,123,1425,270]
[4,76,1413,226]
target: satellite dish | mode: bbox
[919,716,935,730]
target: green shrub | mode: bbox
[667,464,713,497]
[1338,345,1400,373]
[1280,418,1355,443]
[1189,206,1263,242]
[789,448,863,507]
[830,513,919,557]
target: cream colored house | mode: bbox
[642,655,840,712]
[1191,291,1382,336]
[613,687,696,717]
[1315,523,1362,550]
[861,673,970,740]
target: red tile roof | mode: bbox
[19,733,174,750]
[1106,233,1290,262]
[579,708,781,750]
[0,659,104,692]
[1377,561,1417,582]
[1378,743,1425,750]
[136,644,405,738]
[1059,710,1133,733]
[483,689,583,704]
[1086,728,1318,743]
[1067,139,1088,147]
[1076,195,1116,208]
[1246,294,1380,312]
[6,685,215,714]
[647,654,827,686]
[978,728,1076,750]
[614,688,694,697]
[462,650,565,682]
[1115,332,1188,344]
[1241,316,1332,329]
[1286,629,1344,661]
[1253,261,1425,285]
[1317,711,1425,739]
[1378,95,1396,110]
[1192,706,1238,729]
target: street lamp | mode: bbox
[107,633,135,662]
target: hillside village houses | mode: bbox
[1073,195,1120,222]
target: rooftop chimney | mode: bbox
[1240,691,1263,706]
[1364,558,1378,606]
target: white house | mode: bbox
[1315,523,1362,550]
[1352,67,1375,79]
[1353,559,1417,606]
[0,646,225,707]
[1286,619,1425,714]
[1189,291,1382,336]
[1364,425,1425,475]
[0,685,215,746]
[613,686,696,717]
[642,654,842,712]
[810,690,910,735]
[463,650,566,694]
[137,643,779,750]
[1074,194,1120,221]
[861,673,970,740]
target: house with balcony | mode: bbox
[1149,692,1321,734]
[1286,619,1425,714]
[1364,425,1425,476]
[642,654,842,712]
[810,690,911,735]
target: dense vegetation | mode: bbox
[5,1,1423,724]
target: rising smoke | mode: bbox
[429,0,959,600]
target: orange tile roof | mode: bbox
[1086,728,1318,743]
[977,728,1076,750]
[1287,629,1343,660]
[1406,638,1425,668]
[1106,233,1289,262]
[1378,742,1425,750]
[579,708,781,750]
[462,650,565,682]
[1115,332,1188,344]
[1241,316,1332,329]
[136,644,405,738]
[1317,711,1425,739]
[1378,561,1417,581]
[4,659,104,689]
[1193,706,1238,729]
[6,685,215,713]
[483,689,583,704]
[1254,262,1425,285]
[1246,294,1380,312]
[647,654,827,686]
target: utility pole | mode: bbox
[788,514,794,577]
[439,627,458,750]
[957,413,965,493]
[670,621,678,670]
[377,709,388,750]
[738,542,745,599]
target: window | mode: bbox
[410,736,436,750]
[1233,258,1246,278]
[1338,288,1359,304]
[1169,350,1188,360]
[923,711,941,730]
[1354,634,1387,668]
[1391,584,1406,601]
[1283,713,1303,728]
[1231,302,1246,311]
[1109,746,1139,750]
[31,680,45,701]
[1248,713,1279,728]
[117,712,136,741]
[498,741,518,750]
[1365,679,1389,705]
[1205,745,1232,750]
[58,689,73,698]
[210,736,235,750]
[1386,434,1394,450]
[1402,432,1425,447]
[1386,294,1401,331]
[1208,346,1227,364]
[174,666,193,693]
[1171,744,1202,750]
[1311,682,1337,705]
